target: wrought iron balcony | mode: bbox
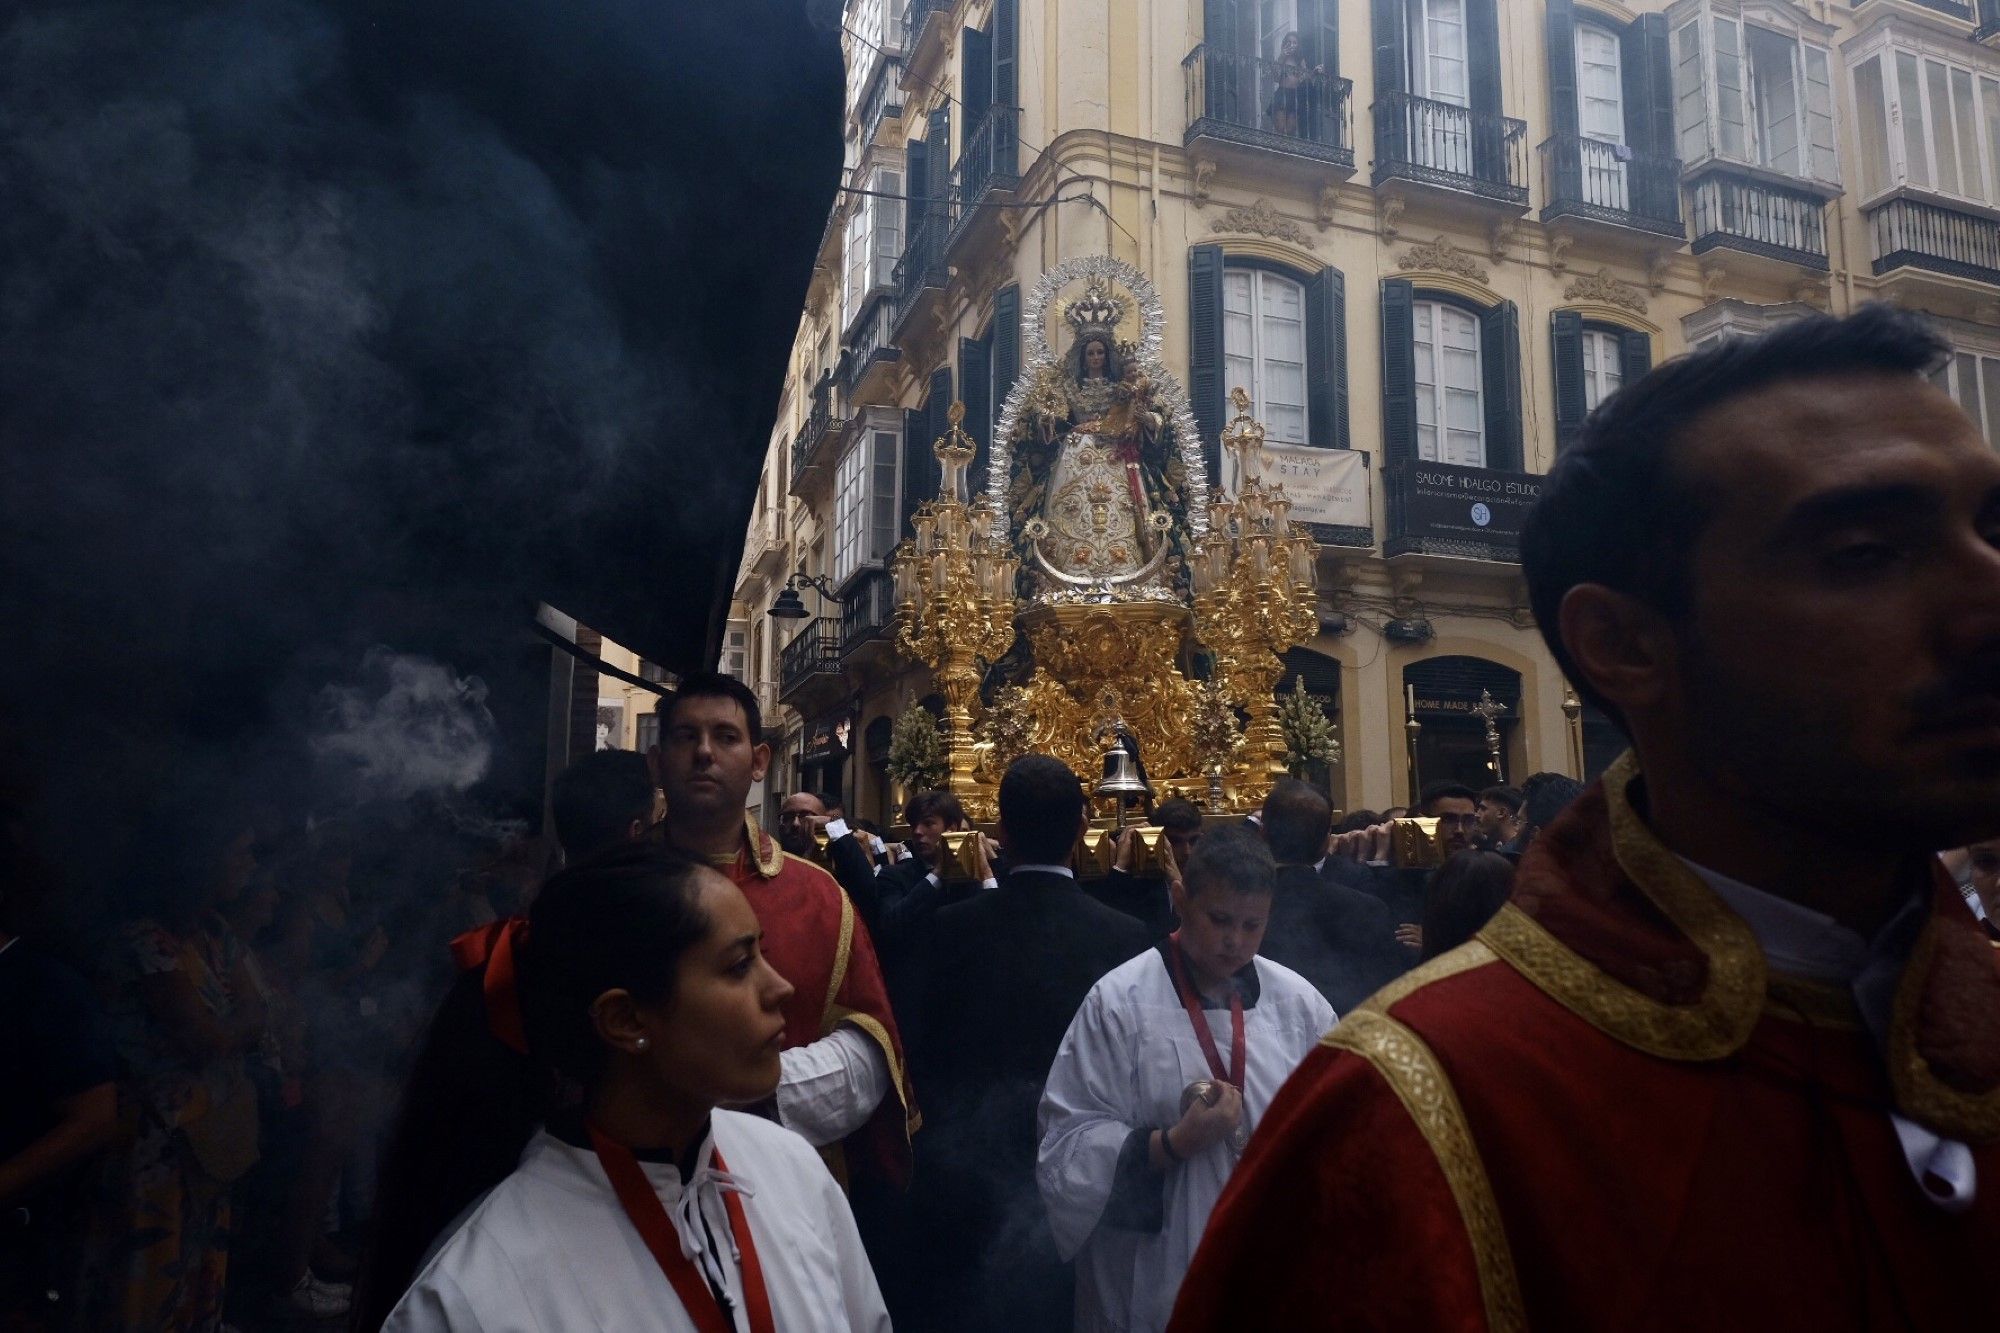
[1868,196,2000,285]
[902,0,950,68]
[840,292,902,403]
[1687,169,1828,270]
[1983,0,2000,42]
[1373,92,1528,206]
[792,396,844,485]
[948,104,1021,248]
[859,57,905,146]
[893,212,947,330]
[1181,44,1354,171]
[840,567,898,658]
[778,618,842,702]
[1538,133,1683,238]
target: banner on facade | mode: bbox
[1224,444,1371,534]
[1386,460,1542,559]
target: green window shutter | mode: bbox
[1379,278,1416,464]
[1371,0,1406,99]
[1481,299,1523,472]
[1551,310,1586,454]
[1300,0,1338,73]
[925,107,951,226]
[959,334,992,500]
[901,406,929,533]
[1619,328,1652,382]
[1468,0,1503,114]
[1547,0,1578,139]
[1188,244,1227,483]
[1305,267,1351,451]
[962,27,993,123]
[993,0,1018,107]
[904,138,928,236]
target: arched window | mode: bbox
[1224,268,1310,445]
[1551,312,1652,451]
[1412,298,1484,466]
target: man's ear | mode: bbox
[750,741,771,784]
[1557,583,1677,719]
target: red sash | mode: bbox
[1166,934,1245,1089]
[587,1124,776,1333]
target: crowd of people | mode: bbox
[8,305,2000,1330]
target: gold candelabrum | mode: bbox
[1190,388,1320,795]
[891,403,1019,822]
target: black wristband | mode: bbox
[1158,1126,1185,1164]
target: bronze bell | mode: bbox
[1095,743,1150,830]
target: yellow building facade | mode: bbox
[732,0,2000,825]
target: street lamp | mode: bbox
[768,572,841,620]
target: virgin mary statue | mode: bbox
[1004,274,1193,600]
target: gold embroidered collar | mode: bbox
[699,812,783,879]
[1480,752,2000,1140]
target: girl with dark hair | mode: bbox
[1418,850,1515,962]
[364,843,890,1332]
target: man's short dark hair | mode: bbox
[551,750,655,861]
[904,789,966,828]
[1261,778,1332,865]
[1522,304,1950,733]
[1152,796,1203,834]
[661,672,762,745]
[1420,781,1479,813]
[1478,785,1524,815]
[1183,823,1275,900]
[1335,809,1383,834]
[997,756,1084,865]
[817,791,844,816]
[1522,775,1586,835]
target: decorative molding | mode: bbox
[1191,157,1217,206]
[1317,184,1340,233]
[1398,234,1490,283]
[1563,267,1647,314]
[1698,260,1726,302]
[1379,188,1408,240]
[1647,251,1673,293]
[1208,197,1313,246]
[1792,276,1830,309]
[1489,218,1517,262]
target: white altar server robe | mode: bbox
[383,1110,890,1333]
[1037,948,1334,1333]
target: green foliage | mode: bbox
[887,704,948,792]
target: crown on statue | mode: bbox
[1062,276,1128,341]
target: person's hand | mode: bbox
[811,814,832,833]
[1395,923,1424,951]
[1159,836,1183,891]
[971,832,999,882]
[1170,1082,1244,1157]
[1113,827,1140,874]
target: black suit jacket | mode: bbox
[904,869,1151,1331]
[1261,863,1411,1014]
[825,832,883,936]
[1084,868,1177,941]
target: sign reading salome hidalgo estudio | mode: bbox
[1385,459,1543,560]
[1223,444,1374,548]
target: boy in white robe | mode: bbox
[1037,825,1334,1333]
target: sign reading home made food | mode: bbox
[1388,460,1542,559]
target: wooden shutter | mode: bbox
[1371,0,1406,99]
[1187,245,1227,484]
[1619,328,1652,382]
[959,334,992,501]
[1380,278,1417,465]
[901,406,929,533]
[1305,267,1351,451]
[925,106,951,226]
[1481,299,1524,473]
[962,27,993,124]
[1547,0,1578,138]
[1299,0,1338,74]
[1551,310,1586,454]
[1468,0,1504,182]
[904,137,928,235]
[993,0,1018,107]
[1623,13,1673,158]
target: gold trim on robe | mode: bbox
[1326,1010,1526,1333]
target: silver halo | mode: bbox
[986,255,1211,550]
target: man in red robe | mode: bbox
[1173,305,2000,1330]
[650,673,915,1186]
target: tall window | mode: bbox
[1223,269,1309,447]
[833,428,902,581]
[1575,21,1627,211]
[1405,0,1468,105]
[1413,301,1483,467]
[1580,329,1623,412]
[843,165,904,329]
[1853,48,2000,207]
[1931,351,2000,451]
[1674,11,1836,184]
[722,622,750,680]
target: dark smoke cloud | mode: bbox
[0,0,840,915]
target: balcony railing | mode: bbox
[894,212,947,327]
[1688,170,1828,269]
[795,397,844,474]
[1181,44,1354,169]
[1373,92,1528,205]
[1869,196,2000,284]
[948,104,1021,245]
[841,294,902,401]
[902,0,949,57]
[1538,134,1683,237]
[778,619,841,698]
[840,568,898,655]
[1983,0,2000,41]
